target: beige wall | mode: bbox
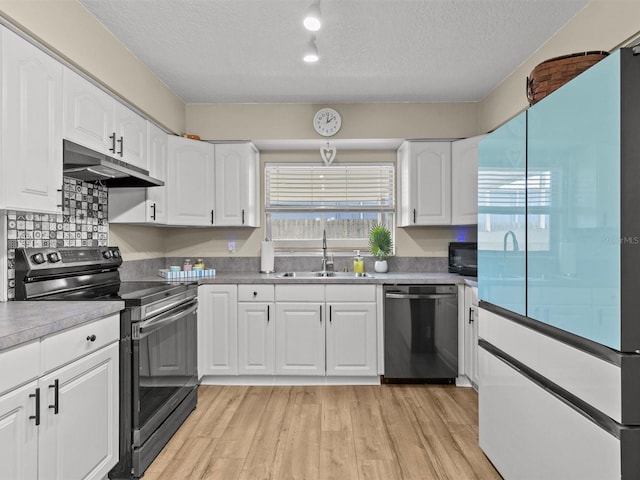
[478,0,640,133]
[109,225,165,261]
[187,102,480,140]
[0,0,186,133]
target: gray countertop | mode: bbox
[166,271,477,286]
[0,301,124,352]
[0,271,477,353]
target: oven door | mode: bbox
[131,298,198,448]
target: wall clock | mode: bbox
[313,108,341,137]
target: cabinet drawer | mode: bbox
[41,314,120,374]
[275,285,325,302]
[325,284,376,302]
[238,284,275,302]
[0,340,40,395]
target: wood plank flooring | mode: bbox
[143,385,501,480]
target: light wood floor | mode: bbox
[143,385,501,480]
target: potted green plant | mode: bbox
[369,224,393,273]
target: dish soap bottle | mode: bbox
[353,250,364,273]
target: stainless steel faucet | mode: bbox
[321,230,334,272]
[503,230,520,251]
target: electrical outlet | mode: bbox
[228,241,235,253]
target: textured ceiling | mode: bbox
[79,0,589,104]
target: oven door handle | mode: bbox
[135,301,198,339]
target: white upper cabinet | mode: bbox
[63,67,147,171]
[166,135,215,226]
[114,102,147,170]
[397,141,452,226]
[0,27,63,214]
[163,138,260,227]
[214,143,260,227]
[108,122,167,224]
[146,122,168,223]
[451,135,484,225]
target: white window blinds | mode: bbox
[265,164,395,212]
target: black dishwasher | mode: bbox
[383,285,458,383]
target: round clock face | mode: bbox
[313,108,341,137]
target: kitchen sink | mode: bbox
[276,271,375,279]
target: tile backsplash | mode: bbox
[6,177,109,300]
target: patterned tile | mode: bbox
[6,176,110,300]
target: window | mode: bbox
[265,163,395,254]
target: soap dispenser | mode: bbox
[353,250,364,273]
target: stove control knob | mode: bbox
[102,250,113,259]
[112,250,120,259]
[32,253,46,265]
[47,252,61,263]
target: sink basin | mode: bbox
[276,271,374,279]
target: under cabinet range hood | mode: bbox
[62,140,164,187]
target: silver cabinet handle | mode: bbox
[117,136,124,156]
[109,133,116,153]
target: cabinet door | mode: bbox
[275,303,325,376]
[397,142,451,226]
[108,123,167,224]
[198,285,238,375]
[147,122,168,223]
[166,135,215,226]
[451,135,483,225]
[214,143,259,227]
[464,304,479,387]
[326,303,377,376]
[38,343,119,480]
[238,302,274,375]
[63,67,115,155]
[0,382,38,480]
[1,28,63,214]
[114,102,147,170]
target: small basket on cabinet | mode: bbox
[526,51,609,105]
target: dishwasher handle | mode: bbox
[385,292,457,300]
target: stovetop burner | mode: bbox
[14,247,195,305]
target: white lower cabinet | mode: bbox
[38,343,119,480]
[325,284,377,376]
[237,285,275,375]
[198,285,238,375]
[0,381,39,480]
[199,283,378,381]
[0,314,119,480]
[463,285,479,387]
[275,301,325,376]
[326,302,377,376]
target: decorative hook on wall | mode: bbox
[320,142,337,165]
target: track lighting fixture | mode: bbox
[303,2,322,32]
[303,35,319,63]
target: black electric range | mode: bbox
[14,247,198,479]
